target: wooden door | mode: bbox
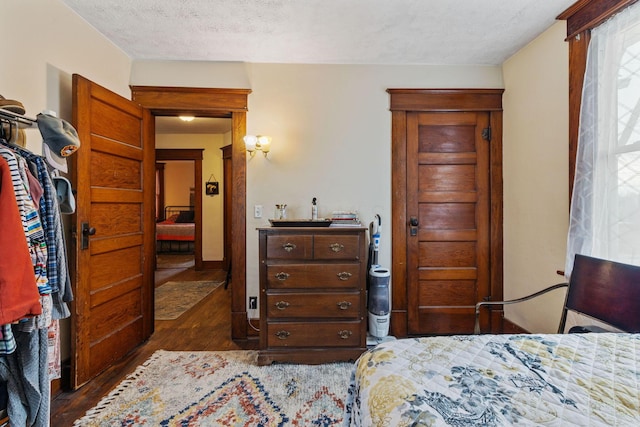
[406,111,491,334]
[70,75,155,389]
[389,89,503,337]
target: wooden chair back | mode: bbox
[559,254,640,333]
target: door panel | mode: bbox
[71,74,154,389]
[407,111,490,335]
[418,281,476,306]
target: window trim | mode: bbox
[559,0,640,196]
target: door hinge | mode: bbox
[482,127,491,141]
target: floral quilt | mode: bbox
[343,333,640,426]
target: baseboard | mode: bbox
[202,260,224,270]
[51,377,61,398]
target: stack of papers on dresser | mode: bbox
[330,211,361,226]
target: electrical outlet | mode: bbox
[249,296,258,310]
[254,205,263,218]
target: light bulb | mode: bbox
[257,136,272,153]
[243,135,258,152]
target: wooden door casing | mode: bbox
[130,86,250,340]
[406,111,490,334]
[71,75,155,388]
[389,89,504,337]
[222,144,232,272]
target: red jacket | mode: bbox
[0,157,42,324]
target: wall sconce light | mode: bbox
[244,135,272,157]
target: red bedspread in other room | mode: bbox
[156,217,195,241]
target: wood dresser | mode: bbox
[257,226,368,365]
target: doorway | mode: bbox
[155,148,205,269]
[155,158,196,280]
[131,85,251,340]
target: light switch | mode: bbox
[254,205,263,218]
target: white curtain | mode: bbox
[566,1,640,275]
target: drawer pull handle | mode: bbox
[338,330,352,339]
[337,301,352,310]
[337,272,352,281]
[329,243,344,253]
[275,330,291,340]
[275,301,290,310]
[275,272,290,281]
[282,242,297,252]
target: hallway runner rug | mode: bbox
[73,350,354,426]
[155,280,224,320]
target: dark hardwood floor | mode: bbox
[51,265,258,425]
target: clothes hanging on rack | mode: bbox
[8,145,72,320]
[0,155,42,326]
[0,149,51,295]
[0,143,53,427]
[0,329,49,427]
[0,107,76,427]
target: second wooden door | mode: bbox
[406,111,491,334]
[389,88,504,337]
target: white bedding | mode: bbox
[344,333,640,426]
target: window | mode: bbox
[616,36,640,260]
[566,1,640,272]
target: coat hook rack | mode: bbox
[0,108,37,127]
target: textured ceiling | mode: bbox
[63,0,575,134]
[61,0,575,66]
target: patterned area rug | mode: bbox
[73,350,353,426]
[155,280,224,320]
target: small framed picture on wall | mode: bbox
[206,181,219,196]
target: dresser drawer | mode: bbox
[265,321,361,347]
[266,235,312,259]
[265,264,361,289]
[313,234,361,260]
[266,292,360,319]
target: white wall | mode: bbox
[156,134,227,261]
[163,161,195,206]
[132,61,504,303]
[502,21,570,332]
[1,0,132,154]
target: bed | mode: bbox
[156,205,195,253]
[343,333,640,426]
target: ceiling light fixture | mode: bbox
[243,135,272,157]
[179,115,195,122]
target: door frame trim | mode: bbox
[388,88,504,336]
[131,86,251,340]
